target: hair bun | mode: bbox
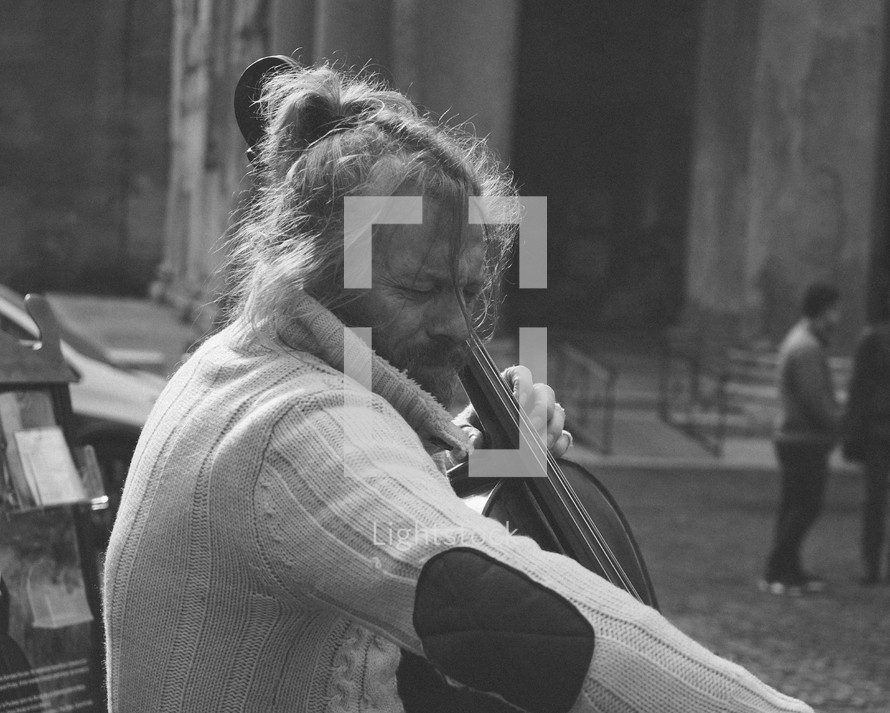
[235,56,358,164]
[281,91,347,153]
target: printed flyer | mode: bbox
[0,389,103,711]
[0,508,99,711]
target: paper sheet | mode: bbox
[14,428,86,507]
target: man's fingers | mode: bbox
[530,382,554,438]
[546,402,567,448]
[503,365,568,452]
[550,429,574,458]
[504,365,533,406]
[466,426,485,450]
[448,426,484,466]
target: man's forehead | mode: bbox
[375,196,484,250]
[373,204,485,279]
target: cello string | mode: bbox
[470,337,636,594]
[455,294,641,598]
[472,334,644,599]
[468,332,642,598]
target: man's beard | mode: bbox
[380,338,468,406]
[332,301,469,405]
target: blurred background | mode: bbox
[3,0,888,351]
[2,0,890,464]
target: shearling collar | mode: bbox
[268,293,471,456]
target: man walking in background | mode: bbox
[762,282,841,596]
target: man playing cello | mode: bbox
[103,58,813,713]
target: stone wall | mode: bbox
[0,0,171,296]
[158,0,889,345]
[686,0,885,351]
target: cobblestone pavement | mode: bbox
[591,465,890,713]
[671,582,890,712]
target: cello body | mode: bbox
[481,460,657,610]
[452,336,658,608]
[446,454,658,610]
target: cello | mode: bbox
[397,331,658,711]
[451,331,658,608]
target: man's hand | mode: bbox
[453,365,574,463]
[502,365,573,459]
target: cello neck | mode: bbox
[457,334,655,606]
[459,334,524,450]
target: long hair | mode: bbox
[223,64,518,341]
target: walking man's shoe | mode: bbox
[759,571,827,596]
[758,579,804,597]
[798,572,826,593]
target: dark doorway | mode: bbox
[507,0,702,333]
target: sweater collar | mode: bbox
[270,293,471,455]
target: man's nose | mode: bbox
[426,293,471,344]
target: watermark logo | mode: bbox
[469,196,547,288]
[343,196,423,289]
[467,325,549,478]
[341,195,550,478]
[371,519,519,555]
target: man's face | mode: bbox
[339,196,486,404]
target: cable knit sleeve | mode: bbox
[251,382,812,713]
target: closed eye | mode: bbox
[401,285,435,296]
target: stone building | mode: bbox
[686,1,888,352]
[13,0,884,355]
[160,0,890,352]
[0,0,171,296]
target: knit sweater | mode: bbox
[103,295,813,713]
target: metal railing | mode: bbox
[551,342,618,455]
[658,329,728,456]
